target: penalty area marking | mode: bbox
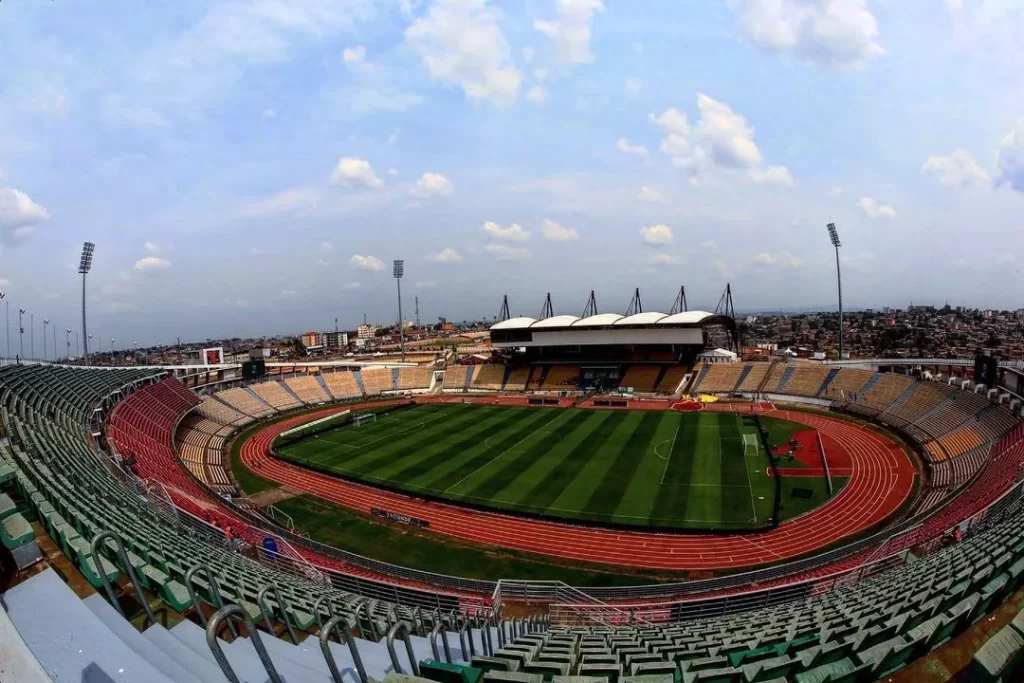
[317,411,450,450]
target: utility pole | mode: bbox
[415,296,420,327]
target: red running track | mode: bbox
[240,403,918,571]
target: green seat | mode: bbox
[795,658,855,683]
[1011,609,1024,639]
[419,660,484,683]
[854,637,913,678]
[0,513,33,549]
[79,553,120,588]
[0,493,17,520]
[483,672,544,683]
[968,626,1024,683]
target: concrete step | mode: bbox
[2,567,174,682]
[143,623,231,683]
[83,594,198,683]
[226,634,333,682]
[170,619,282,683]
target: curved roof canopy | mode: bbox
[490,317,537,330]
[531,315,582,329]
[571,313,625,327]
[614,312,669,326]
[657,310,715,325]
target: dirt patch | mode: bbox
[247,486,304,508]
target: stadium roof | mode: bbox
[615,312,668,326]
[573,313,624,327]
[532,315,582,329]
[658,310,715,325]
[490,317,536,330]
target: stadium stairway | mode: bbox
[816,368,840,398]
[777,366,796,393]
[2,566,519,683]
[733,365,752,393]
[353,371,368,395]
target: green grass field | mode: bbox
[275,404,839,530]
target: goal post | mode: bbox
[742,433,759,456]
[352,413,377,428]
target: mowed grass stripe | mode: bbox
[613,413,680,522]
[505,410,623,510]
[648,413,701,523]
[684,414,723,525]
[380,408,536,488]
[582,412,662,518]
[460,409,597,501]
[719,434,753,523]
[422,408,565,493]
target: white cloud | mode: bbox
[350,254,385,271]
[541,218,580,242]
[133,256,171,273]
[341,281,362,290]
[406,0,522,106]
[649,94,793,185]
[0,187,51,245]
[317,241,335,266]
[33,84,68,119]
[343,45,367,67]
[388,168,399,176]
[731,0,885,68]
[640,223,673,246]
[387,128,401,145]
[828,185,844,197]
[410,172,454,198]
[244,186,320,216]
[637,187,668,203]
[415,280,438,289]
[144,241,165,255]
[522,47,536,63]
[650,252,680,265]
[922,149,991,188]
[331,157,384,188]
[429,247,464,263]
[617,138,648,156]
[534,0,604,65]
[533,68,550,82]
[996,118,1024,193]
[0,278,9,287]
[752,251,804,268]
[625,77,643,93]
[526,86,548,104]
[859,197,898,220]
[484,243,530,260]
[262,108,277,119]
[248,247,266,256]
[482,221,530,241]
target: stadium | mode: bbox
[2,281,1024,683]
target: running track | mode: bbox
[239,402,917,571]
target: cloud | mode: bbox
[0,278,9,287]
[541,218,580,241]
[331,157,384,188]
[859,196,897,220]
[625,77,643,93]
[482,221,530,241]
[483,243,530,260]
[650,252,680,266]
[0,186,51,245]
[534,0,604,65]
[143,241,168,255]
[526,86,548,104]
[731,0,885,68]
[317,241,335,266]
[751,251,804,268]
[343,45,367,67]
[133,256,172,273]
[637,186,668,203]
[996,118,1024,193]
[922,149,990,188]
[828,185,844,197]
[248,247,266,256]
[617,138,648,156]
[429,247,464,263]
[410,172,454,198]
[640,223,673,246]
[342,281,362,290]
[350,254,385,271]
[649,94,793,185]
[262,108,277,119]
[243,186,320,216]
[406,0,522,106]
[415,280,438,289]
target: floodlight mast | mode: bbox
[393,259,405,362]
[827,223,843,361]
[79,242,95,365]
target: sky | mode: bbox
[1,0,1023,348]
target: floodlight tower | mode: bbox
[18,308,25,359]
[0,290,7,358]
[43,319,49,360]
[393,259,406,362]
[79,242,95,365]
[827,223,844,361]
[66,328,72,361]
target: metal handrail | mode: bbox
[477,609,493,656]
[320,615,368,683]
[90,529,156,627]
[257,584,298,645]
[459,619,475,661]
[313,593,336,627]
[185,563,237,638]
[358,600,378,640]
[206,604,282,683]
[386,621,420,676]
[496,618,507,649]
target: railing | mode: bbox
[492,580,647,627]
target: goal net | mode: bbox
[742,433,759,456]
[352,413,377,428]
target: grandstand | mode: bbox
[473,365,506,391]
[397,367,433,391]
[283,375,330,405]
[217,386,275,418]
[250,379,303,411]
[322,370,362,400]
[360,367,393,396]
[2,360,1024,681]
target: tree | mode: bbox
[293,339,306,356]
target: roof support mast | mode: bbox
[581,290,598,318]
[539,293,554,319]
[625,288,643,317]
[669,286,688,314]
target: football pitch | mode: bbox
[275,404,837,530]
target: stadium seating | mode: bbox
[284,375,331,405]
[655,366,689,394]
[322,370,363,400]
[398,367,434,391]
[444,366,470,390]
[620,366,661,392]
[822,368,875,400]
[251,380,303,411]
[848,373,916,416]
[737,363,770,392]
[541,366,580,390]
[760,362,791,394]
[196,394,252,426]
[503,368,530,391]
[473,366,506,391]
[692,364,745,393]
[217,386,276,418]
[886,383,954,427]
[360,367,394,396]
[779,365,832,398]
